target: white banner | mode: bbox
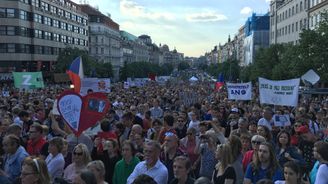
[259,77,300,107]
[80,78,111,95]
[227,82,252,100]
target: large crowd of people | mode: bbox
[0,79,327,184]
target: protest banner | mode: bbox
[227,82,252,100]
[57,91,110,136]
[13,72,44,89]
[259,77,300,107]
[80,78,111,95]
[273,114,291,127]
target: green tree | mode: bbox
[177,61,190,71]
[55,47,113,78]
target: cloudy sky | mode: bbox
[72,0,271,57]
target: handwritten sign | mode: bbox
[57,91,110,136]
[273,114,291,127]
[58,94,82,131]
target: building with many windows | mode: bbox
[80,4,122,80]
[270,0,309,45]
[0,0,88,72]
[308,0,328,30]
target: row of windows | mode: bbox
[0,8,88,36]
[277,0,307,24]
[19,0,87,26]
[0,43,61,55]
[309,14,321,28]
[275,18,307,37]
[310,0,324,9]
[0,26,88,46]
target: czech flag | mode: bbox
[67,56,84,93]
[215,73,224,91]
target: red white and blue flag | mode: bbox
[67,56,84,93]
[215,73,224,91]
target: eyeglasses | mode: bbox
[252,141,262,145]
[73,152,83,156]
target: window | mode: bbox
[304,18,307,29]
[296,4,299,13]
[31,0,40,7]
[83,19,87,26]
[60,22,67,30]
[19,44,31,53]
[20,10,28,20]
[34,46,43,54]
[288,25,291,34]
[74,38,79,45]
[6,9,15,18]
[0,8,5,18]
[61,35,67,43]
[44,47,51,55]
[77,16,82,23]
[292,7,294,15]
[65,11,70,19]
[20,0,29,3]
[74,26,79,33]
[50,6,56,14]
[300,1,303,11]
[34,14,42,23]
[311,0,314,8]
[0,26,6,35]
[58,9,63,16]
[71,14,76,21]
[296,22,298,31]
[20,27,30,37]
[67,36,72,44]
[53,33,59,41]
[305,0,307,9]
[101,48,104,54]
[292,23,294,32]
[7,26,15,36]
[300,20,303,29]
[53,19,59,28]
[67,24,72,31]
[41,2,49,11]
[43,16,51,26]
[0,44,6,53]
[7,44,15,53]
[53,47,59,55]
[34,29,42,38]
[44,31,51,40]
[289,8,291,17]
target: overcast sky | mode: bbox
[72,0,271,57]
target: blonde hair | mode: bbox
[73,143,91,166]
[23,157,50,184]
[215,143,233,171]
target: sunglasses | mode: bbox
[73,152,83,156]
[252,141,262,145]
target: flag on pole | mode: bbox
[66,56,84,93]
[148,73,156,81]
[215,73,224,91]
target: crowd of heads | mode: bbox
[0,80,327,184]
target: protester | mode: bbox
[274,161,309,184]
[170,156,195,184]
[127,140,168,184]
[21,157,50,184]
[45,137,65,182]
[3,134,29,181]
[244,142,283,184]
[213,143,236,184]
[113,140,140,184]
[73,169,97,184]
[313,141,328,184]
[64,143,91,183]
[87,160,108,184]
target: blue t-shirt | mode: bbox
[245,163,283,184]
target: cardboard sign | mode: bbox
[80,78,111,95]
[57,91,110,136]
[227,82,252,100]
